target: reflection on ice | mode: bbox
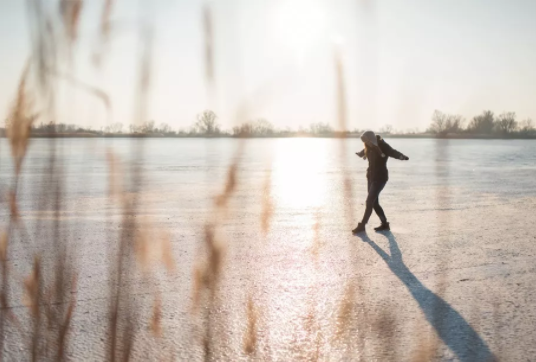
[272,139,329,209]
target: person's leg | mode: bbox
[373,182,387,224]
[361,181,383,224]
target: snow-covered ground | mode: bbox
[1,138,535,361]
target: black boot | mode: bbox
[374,222,390,231]
[352,223,366,234]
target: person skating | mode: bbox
[352,130,409,234]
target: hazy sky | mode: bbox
[1,0,536,131]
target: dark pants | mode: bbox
[361,179,387,224]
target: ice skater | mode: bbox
[352,130,409,234]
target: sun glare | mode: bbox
[273,0,328,54]
[272,139,329,210]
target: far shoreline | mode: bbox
[1,133,535,140]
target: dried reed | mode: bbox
[59,0,83,45]
[335,282,356,342]
[260,169,274,236]
[5,62,38,176]
[333,44,355,224]
[311,210,322,261]
[243,294,258,355]
[0,1,500,361]
[203,5,214,86]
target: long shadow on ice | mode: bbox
[357,232,495,362]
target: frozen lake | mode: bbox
[1,137,535,361]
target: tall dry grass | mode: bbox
[0,1,500,361]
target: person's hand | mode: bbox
[356,151,366,159]
[400,155,409,161]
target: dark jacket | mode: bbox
[356,135,406,182]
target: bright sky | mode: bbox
[1,0,536,132]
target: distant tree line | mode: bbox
[2,109,535,138]
[1,110,357,137]
[427,110,535,137]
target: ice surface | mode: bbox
[0,138,535,361]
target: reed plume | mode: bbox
[59,0,83,45]
[5,62,38,175]
[243,294,258,355]
[260,169,274,236]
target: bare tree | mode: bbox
[428,110,464,136]
[309,122,333,135]
[428,110,448,135]
[379,124,393,134]
[104,122,123,134]
[518,118,534,134]
[446,114,464,133]
[141,120,155,133]
[158,123,172,134]
[252,118,274,135]
[495,112,517,135]
[232,123,253,136]
[232,119,275,136]
[468,110,495,134]
[111,122,123,133]
[195,110,220,135]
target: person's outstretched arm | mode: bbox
[356,149,366,159]
[380,140,409,160]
